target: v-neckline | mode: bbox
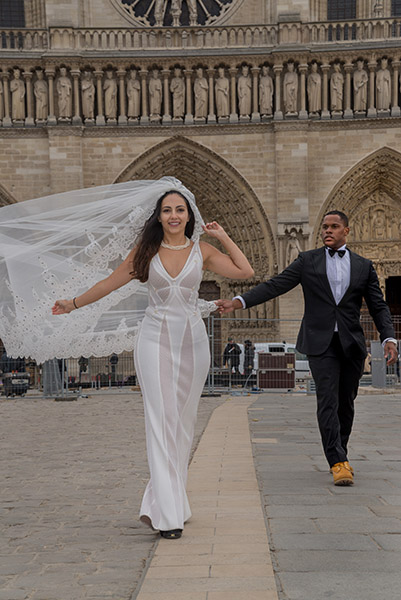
[157,241,196,280]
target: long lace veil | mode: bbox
[0,177,205,362]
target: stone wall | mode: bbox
[1,119,400,328]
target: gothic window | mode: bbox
[327,0,356,20]
[113,0,238,27]
[0,0,25,27]
[392,0,401,15]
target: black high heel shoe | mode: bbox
[160,529,183,539]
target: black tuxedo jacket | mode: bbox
[241,247,395,358]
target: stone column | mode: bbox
[298,64,308,120]
[45,68,57,126]
[2,72,12,127]
[94,70,106,126]
[162,69,171,125]
[184,69,193,125]
[140,69,149,125]
[391,59,401,117]
[117,69,127,125]
[251,66,261,122]
[367,61,377,118]
[273,64,283,120]
[321,63,330,120]
[229,67,238,123]
[71,69,82,126]
[23,70,35,127]
[207,67,216,124]
[344,62,353,119]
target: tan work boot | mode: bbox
[331,461,354,486]
[330,461,354,476]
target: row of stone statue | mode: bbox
[0,60,399,125]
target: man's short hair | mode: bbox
[324,210,349,227]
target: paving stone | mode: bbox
[249,392,401,600]
[0,392,225,600]
[270,532,378,551]
[371,533,401,551]
[278,571,401,600]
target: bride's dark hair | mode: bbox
[131,190,195,282]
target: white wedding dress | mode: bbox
[135,240,211,531]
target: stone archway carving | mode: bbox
[114,135,279,338]
[313,146,401,286]
[0,183,16,207]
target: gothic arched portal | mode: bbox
[313,146,401,289]
[114,135,279,340]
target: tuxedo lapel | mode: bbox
[312,247,336,303]
[338,250,364,306]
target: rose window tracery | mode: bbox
[111,0,239,27]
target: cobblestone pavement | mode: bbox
[249,391,401,600]
[0,389,225,600]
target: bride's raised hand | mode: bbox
[202,221,227,241]
[52,299,74,315]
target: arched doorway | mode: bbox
[313,146,401,335]
[114,135,279,342]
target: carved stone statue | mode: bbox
[215,67,229,117]
[237,65,252,117]
[353,60,368,111]
[283,62,298,113]
[170,0,181,24]
[390,213,399,239]
[103,70,117,119]
[127,69,141,118]
[34,70,48,121]
[286,231,302,266]
[56,67,72,119]
[307,62,321,114]
[372,210,386,239]
[259,65,273,116]
[194,67,208,119]
[149,69,162,119]
[376,58,391,110]
[187,0,198,25]
[330,63,344,112]
[10,68,26,121]
[81,71,95,120]
[154,0,164,26]
[170,67,185,119]
[361,212,370,240]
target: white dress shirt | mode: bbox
[325,244,350,331]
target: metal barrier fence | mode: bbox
[1,315,400,396]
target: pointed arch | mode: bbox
[114,135,277,280]
[312,146,401,286]
[313,146,401,247]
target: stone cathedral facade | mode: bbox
[1,0,401,342]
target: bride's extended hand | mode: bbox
[202,221,228,241]
[52,299,74,315]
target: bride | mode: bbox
[50,182,254,539]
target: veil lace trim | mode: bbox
[0,177,206,362]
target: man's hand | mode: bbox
[215,298,243,314]
[384,341,398,366]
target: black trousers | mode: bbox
[308,333,364,468]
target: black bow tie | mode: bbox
[328,248,346,258]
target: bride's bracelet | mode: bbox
[72,297,79,310]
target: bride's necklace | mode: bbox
[160,236,190,250]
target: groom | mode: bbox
[217,211,398,486]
